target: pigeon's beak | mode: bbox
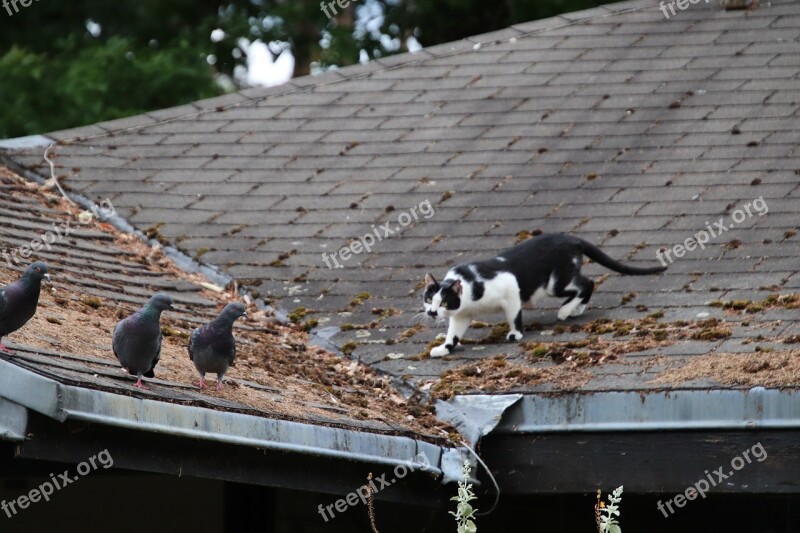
[43,273,51,284]
[242,311,248,318]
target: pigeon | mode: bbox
[112,293,174,389]
[0,261,50,353]
[189,302,247,391]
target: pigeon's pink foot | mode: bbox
[216,380,223,392]
[0,343,15,354]
[134,378,148,389]
[198,378,206,389]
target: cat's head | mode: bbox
[423,273,462,318]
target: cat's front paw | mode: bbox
[570,303,587,317]
[430,345,451,357]
[557,307,572,321]
[506,331,523,342]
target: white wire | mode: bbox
[42,144,76,206]
[461,440,501,516]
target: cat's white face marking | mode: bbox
[429,293,449,317]
[433,286,462,316]
[423,277,462,318]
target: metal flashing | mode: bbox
[0,359,454,477]
[493,388,800,434]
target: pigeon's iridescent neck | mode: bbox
[140,304,163,319]
[213,313,237,329]
[21,276,42,293]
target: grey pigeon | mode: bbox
[113,293,174,389]
[189,302,247,391]
[0,261,50,353]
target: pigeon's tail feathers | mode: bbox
[229,344,237,366]
[146,340,162,378]
[0,288,8,318]
[146,352,159,378]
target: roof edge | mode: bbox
[0,359,458,477]
[0,359,65,421]
[493,387,800,434]
[0,396,28,441]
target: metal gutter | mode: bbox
[0,358,64,420]
[492,387,800,434]
[0,397,27,441]
[61,385,446,472]
[0,359,459,477]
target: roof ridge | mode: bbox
[43,0,658,145]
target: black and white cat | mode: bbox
[422,233,667,357]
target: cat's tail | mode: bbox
[578,239,667,275]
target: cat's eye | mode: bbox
[425,297,432,303]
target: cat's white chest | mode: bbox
[463,272,519,312]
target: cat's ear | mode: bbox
[425,273,437,286]
[452,280,462,296]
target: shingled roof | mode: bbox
[0,165,455,435]
[0,163,460,502]
[2,0,800,493]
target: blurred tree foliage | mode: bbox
[0,0,618,138]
